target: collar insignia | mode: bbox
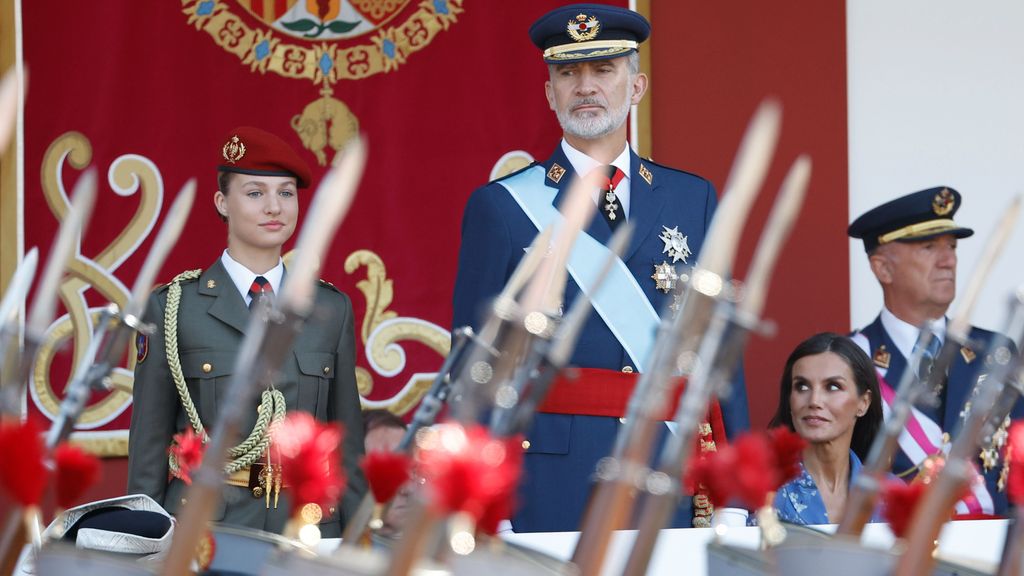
[659,225,691,264]
[639,162,653,185]
[651,261,678,293]
[222,135,246,164]
[207,279,217,289]
[873,345,891,369]
[547,163,566,184]
[960,346,976,364]
[932,188,955,216]
[567,14,601,42]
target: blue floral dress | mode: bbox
[769,450,884,525]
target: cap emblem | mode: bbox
[222,135,246,164]
[932,188,954,216]
[567,14,601,42]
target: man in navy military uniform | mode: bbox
[452,4,749,532]
[849,187,1022,516]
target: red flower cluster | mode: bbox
[362,450,412,503]
[416,423,523,535]
[1006,422,1024,505]
[0,420,48,506]
[881,479,926,538]
[685,426,806,509]
[169,428,206,485]
[54,443,101,509]
[274,412,346,515]
[0,420,102,510]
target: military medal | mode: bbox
[659,225,691,264]
[604,189,620,220]
[651,261,677,293]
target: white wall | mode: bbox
[847,0,1024,342]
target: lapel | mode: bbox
[622,149,666,262]
[199,259,250,335]
[944,326,983,430]
[864,316,908,387]
[545,145,613,247]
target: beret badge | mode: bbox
[567,13,601,42]
[222,135,247,164]
[932,188,955,216]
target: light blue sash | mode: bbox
[499,166,659,370]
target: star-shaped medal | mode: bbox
[651,261,678,293]
[659,225,691,264]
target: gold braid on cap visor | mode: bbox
[877,218,958,245]
[543,39,638,60]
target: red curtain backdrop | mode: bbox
[648,2,850,429]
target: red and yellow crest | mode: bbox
[567,13,600,42]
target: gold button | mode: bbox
[180,498,187,506]
[253,486,264,498]
[521,440,531,450]
[323,366,330,374]
[202,362,213,373]
[622,366,634,374]
[329,506,336,515]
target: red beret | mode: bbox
[218,126,312,189]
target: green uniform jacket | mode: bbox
[126,259,367,536]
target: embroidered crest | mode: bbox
[638,163,653,185]
[932,187,955,216]
[547,163,566,184]
[206,279,216,289]
[222,135,246,164]
[659,225,691,264]
[135,332,149,365]
[651,261,678,293]
[960,346,976,364]
[873,345,891,369]
[567,13,601,42]
[182,0,464,165]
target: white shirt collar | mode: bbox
[880,307,946,360]
[220,249,284,305]
[559,139,633,218]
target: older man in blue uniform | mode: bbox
[452,4,749,532]
[849,187,1022,516]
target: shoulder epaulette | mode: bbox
[639,157,709,182]
[487,161,539,185]
[318,278,342,294]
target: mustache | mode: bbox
[571,97,606,109]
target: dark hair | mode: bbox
[362,409,407,437]
[215,171,233,222]
[769,332,883,461]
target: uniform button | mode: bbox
[521,440,531,450]
[329,506,336,515]
[622,366,634,374]
[323,366,330,374]
[253,486,264,499]
[180,498,188,506]
[202,363,213,373]
[619,417,627,424]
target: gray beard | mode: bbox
[556,95,631,140]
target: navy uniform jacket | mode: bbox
[855,315,1022,515]
[452,145,750,532]
[127,259,367,536]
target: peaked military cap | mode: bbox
[848,186,974,252]
[218,126,312,189]
[529,3,650,64]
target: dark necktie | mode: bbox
[597,165,626,230]
[912,333,944,421]
[248,276,273,310]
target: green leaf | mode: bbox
[281,19,317,32]
[327,19,361,34]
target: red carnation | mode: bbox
[881,478,926,538]
[274,413,346,515]
[733,434,777,509]
[417,424,522,528]
[54,442,101,509]
[768,426,807,489]
[1006,422,1024,505]
[169,428,206,485]
[0,419,48,506]
[362,451,412,503]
